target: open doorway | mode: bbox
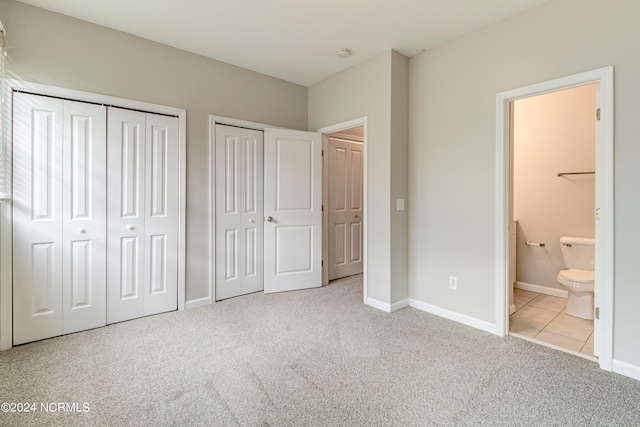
[325,127,364,282]
[509,84,597,358]
[495,67,614,371]
[318,118,368,303]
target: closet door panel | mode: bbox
[215,125,264,301]
[62,100,107,334]
[143,114,178,315]
[107,108,146,324]
[12,93,64,345]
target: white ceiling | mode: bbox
[16,0,549,87]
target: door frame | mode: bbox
[494,67,614,370]
[0,80,187,351]
[318,118,368,304]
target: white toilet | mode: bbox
[557,236,595,320]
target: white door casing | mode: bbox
[328,137,363,280]
[12,93,107,344]
[107,108,179,324]
[264,129,322,293]
[215,125,264,300]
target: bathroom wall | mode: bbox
[513,84,596,292]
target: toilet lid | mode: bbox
[559,269,594,283]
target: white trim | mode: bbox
[317,118,368,304]
[515,281,568,298]
[495,66,614,372]
[391,298,409,312]
[368,297,408,313]
[1,80,187,350]
[185,296,212,310]
[612,360,640,382]
[366,298,391,313]
[409,299,498,335]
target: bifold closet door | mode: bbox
[12,93,107,345]
[107,108,179,324]
[215,125,264,300]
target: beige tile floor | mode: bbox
[510,288,595,358]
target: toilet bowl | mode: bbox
[557,269,594,319]
[557,236,595,320]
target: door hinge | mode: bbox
[596,108,601,121]
[321,204,324,212]
[595,307,600,320]
[321,260,324,267]
[321,149,324,156]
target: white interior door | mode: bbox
[264,128,322,293]
[107,108,179,323]
[13,93,107,345]
[62,99,107,334]
[215,125,264,300]
[13,93,64,344]
[143,113,179,315]
[107,108,146,323]
[328,137,363,280]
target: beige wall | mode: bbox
[408,0,640,366]
[513,84,596,291]
[0,0,308,303]
[309,50,409,306]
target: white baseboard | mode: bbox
[408,299,497,335]
[509,304,516,315]
[185,296,212,310]
[515,281,568,298]
[366,297,410,313]
[612,359,640,381]
[366,298,391,313]
[391,298,409,312]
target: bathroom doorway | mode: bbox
[495,67,614,371]
[509,84,597,358]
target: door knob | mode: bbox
[127,225,135,230]
[77,227,86,234]
[249,219,255,223]
[266,216,274,222]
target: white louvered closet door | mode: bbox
[12,93,107,345]
[106,108,178,324]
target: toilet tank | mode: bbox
[559,236,595,271]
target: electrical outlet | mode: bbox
[448,276,457,290]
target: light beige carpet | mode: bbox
[1,274,639,426]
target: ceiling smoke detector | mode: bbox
[336,48,352,58]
